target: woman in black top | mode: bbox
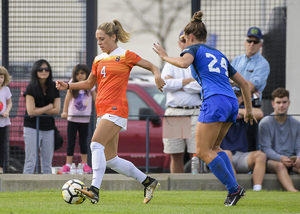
[23,59,61,174]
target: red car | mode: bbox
[119,81,169,172]
[7,80,170,173]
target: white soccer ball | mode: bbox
[61,179,86,204]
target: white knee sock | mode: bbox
[106,156,147,183]
[90,142,106,189]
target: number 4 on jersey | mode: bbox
[101,66,106,77]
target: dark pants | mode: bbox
[67,121,89,156]
[0,126,7,168]
[247,122,259,152]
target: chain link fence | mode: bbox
[0,0,288,173]
[1,0,88,173]
[199,0,286,114]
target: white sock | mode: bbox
[90,142,106,189]
[106,156,147,183]
[253,184,262,191]
[66,164,71,168]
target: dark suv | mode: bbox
[7,80,170,173]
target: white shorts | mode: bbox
[163,107,200,154]
[97,114,127,131]
[232,151,251,173]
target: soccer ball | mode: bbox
[61,179,86,204]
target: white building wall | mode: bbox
[286,0,300,116]
[97,0,191,74]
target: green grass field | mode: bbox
[0,189,298,214]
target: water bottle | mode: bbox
[191,154,199,174]
[77,163,83,175]
[202,160,208,173]
[70,163,77,174]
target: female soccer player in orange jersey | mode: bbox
[56,20,165,204]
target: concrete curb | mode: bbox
[0,173,299,192]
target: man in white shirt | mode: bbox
[161,31,202,173]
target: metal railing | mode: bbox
[5,113,205,174]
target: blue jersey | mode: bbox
[181,44,237,101]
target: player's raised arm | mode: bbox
[153,43,194,68]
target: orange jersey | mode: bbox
[91,47,142,118]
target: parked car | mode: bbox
[7,80,170,173]
[119,81,169,172]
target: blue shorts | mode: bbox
[198,94,239,123]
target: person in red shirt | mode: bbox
[56,19,165,204]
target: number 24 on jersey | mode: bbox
[206,53,229,76]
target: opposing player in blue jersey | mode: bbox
[153,11,257,206]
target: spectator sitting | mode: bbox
[221,85,265,191]
[259,87,300,192]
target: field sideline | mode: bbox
[0,189,298,214]
[1,173,300,192]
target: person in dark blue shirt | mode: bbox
[221,85,266,191]
[153,11,256,206]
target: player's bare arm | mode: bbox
[56,72,97,91]
[136,58,165,92]
[231,72,257,125]
[153,43,194,68]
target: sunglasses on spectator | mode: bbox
[37,67,50,72]
[246,39,261,44]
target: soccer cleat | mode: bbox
[81,162,92,174]
[62,165,70,174]
[143,179,160,204]
[224,192,230,205]
[74,186,99,204]
[225,186,246,206]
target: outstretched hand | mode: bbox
[56,80,68,90]
[244,112,257,125]
[153,43,168,61]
